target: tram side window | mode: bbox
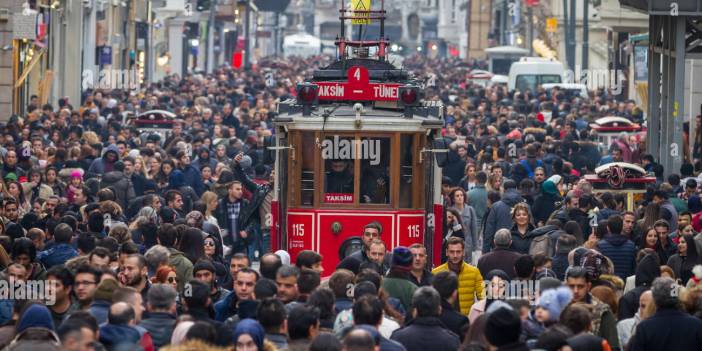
[300,132,316,206]
[360,137,390,204]
[399,135,413,208]
[323,136,355,204]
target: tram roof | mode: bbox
[275,100,443,132]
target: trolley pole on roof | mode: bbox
[244,0,251,69]
[582,0,589,71]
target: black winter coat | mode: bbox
[438,300,469,341]
[619,254,660,320]
[630,308,702,351]
[390,316,460,351]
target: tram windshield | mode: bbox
[290,131,423,208]
[360,137,390,204]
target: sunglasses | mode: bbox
[167,276,178,283]
[204,241,215,247]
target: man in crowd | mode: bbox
[432,237,484,314]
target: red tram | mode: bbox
[268,1,447,271]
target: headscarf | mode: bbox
[232,319,265,350]
[170,321,194,346]
[275,250,291,266]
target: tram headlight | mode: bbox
[399,86,421,107]
[296,83,319,105]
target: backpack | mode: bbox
[529,234,551,257]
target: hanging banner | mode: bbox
[12,14,37,40]
[352,0,371,25]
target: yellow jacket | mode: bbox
[432,262,485,315]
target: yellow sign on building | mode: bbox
[546,17,557,33]
[352,0,371,25]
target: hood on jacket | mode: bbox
[17,304,55,333]
[169,170,186,188]
[530,225,560,238]
[102,170,125,183]
[502,189,524,207]
[197,147,211,160]
[603,233,630,247]
[99,323,141,346]
[102,144,120,160]
[205,232,224,260]
[635,254,660,288]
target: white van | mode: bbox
[508,57,565,92]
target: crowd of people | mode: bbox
[0,53,701,351]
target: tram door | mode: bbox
[284,130,427,270]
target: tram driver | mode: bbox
[326,159,354,194]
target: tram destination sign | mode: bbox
[315,66,402,102]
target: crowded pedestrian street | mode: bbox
[1,0,702,350]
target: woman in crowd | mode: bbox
[449,188,479,254]
[510,203,536,254]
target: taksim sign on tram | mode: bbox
[315,66,402,101]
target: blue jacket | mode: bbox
[99,323,141,348]
[180,164,205,196]
[89,299,111,326]
[0,299,13,325]
[37,243,78,269]
[213,291,238,322]
[597,234,637,280]
[551,253,569,280]
[484,189,527,252]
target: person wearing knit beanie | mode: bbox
[535,287,573,323]
[17,304,55,333]
[94,279,119,302]
[193,260,216,275]
[485,306,524,348]
[382,246,418,310]
[390,246,413,271]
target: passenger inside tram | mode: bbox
[325,159,354,194]
[360,163,390,204]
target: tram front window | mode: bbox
[361,137,390,204]
[325,159,354,194]
[323,135,356,204]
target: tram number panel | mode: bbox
[287,213,314,260]
[398,214,425,248]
